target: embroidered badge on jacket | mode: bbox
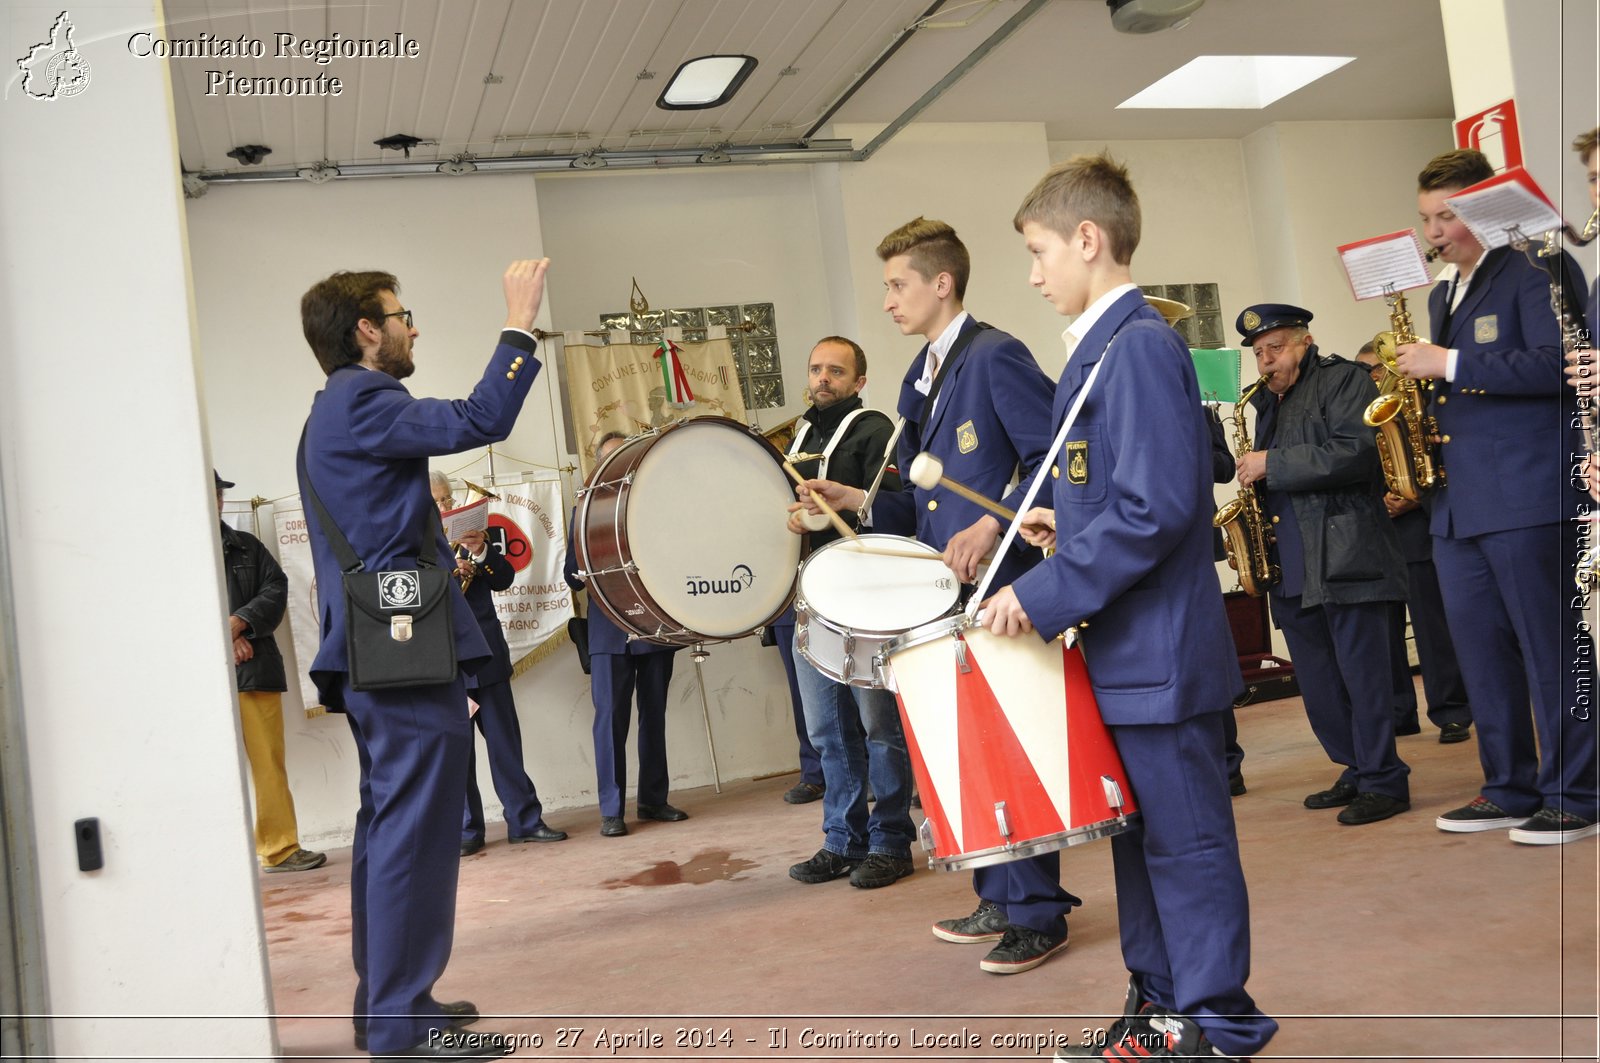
[1066,440,1089,485]
[957,420,979,454]
[1474,315,1499,344]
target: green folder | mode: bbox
[1191,348,1242,404]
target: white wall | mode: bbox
[0,1,274,1055]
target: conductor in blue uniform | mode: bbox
[984,155,1275,1061]
[298,261,548,1060]
[563,433,686,838]
[1396,148,1598,844]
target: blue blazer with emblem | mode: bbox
[870,317,1055,589]
[1008,290,1241,726]
[1424,245,1585,538]
[298,330,541,708]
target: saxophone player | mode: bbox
[1395,149,1597,844]
[1233,304,1412,826]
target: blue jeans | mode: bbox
[793,633,914,859]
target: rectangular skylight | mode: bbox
[1119,55,1354,109]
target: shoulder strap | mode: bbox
[817,408,870,479]
[922,320,992,423]
[296,427,437,574]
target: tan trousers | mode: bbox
[238,690,301,866]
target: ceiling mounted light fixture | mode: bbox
[438,156,478,176]
[226,144,271,166]
[697,145,732,165]
[570,151,608,170]
[1107,0,1206,34]
[181,172,209,199]
[656,55,757,110]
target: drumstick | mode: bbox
[782,460,858,541]
[907,453,1017,521]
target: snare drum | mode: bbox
[794,535,958,687]
[879,616,1138,871]
[576,417,800,645]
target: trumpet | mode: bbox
[449,539,479,592]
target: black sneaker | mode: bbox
[1056,978,1155,1058]
[979,925,1068,974]
[789,848,859,883]
[1336,792,1410,825]
[1508,807,1600,845]
[783,781,824,804]
[1435,796,1528,833]
[932,899,1009,943]
[849,852,913,889]
[1302,780,1358,809]
[1056,1008,1240,1061]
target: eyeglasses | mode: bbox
[383,309,414,328]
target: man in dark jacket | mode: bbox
[216,470,325,873]
[1233,304,1411,825]
[430,473,567,856]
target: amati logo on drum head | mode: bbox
[684,563,756,597]
[378,571,421,609]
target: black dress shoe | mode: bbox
[355,1001,479,1051]
[375,1028,514,1060]
[1439,722,1472,744]
[1303,780,1358,809]
[1337,791,1411,825]
[1394,718,1422,736]
[508,824,568,843]
[458,837,485,857]
[600,816,628,836]
[637,803,689,822]
[1227,771,1247,797]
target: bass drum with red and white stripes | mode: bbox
[879,615,1139,871]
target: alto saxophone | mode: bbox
[1362,288,1444,502]
[1213,375,1280,597]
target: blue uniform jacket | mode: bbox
[298,330,540,708]
[461,547,517,687]
[871,318,1054,589]
[1425,245,1585,537]
[563,510,676,657]
[1009,290,1241,725]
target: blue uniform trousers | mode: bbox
[590,652,674,817]
[1270,595,1410,799]
[343,675,472,1054]
[461,678,547,843]
[773,616,824,787]
[1110,713,1278,1058]
[973,855,1077,937]
[1388,559,1472,731]
[1433,523,1599,817]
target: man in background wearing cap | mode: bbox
[216,470,326,874]
[1398,148,1596,844]
[1233,305,1412,825]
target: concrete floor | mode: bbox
[263,686,1598,1062]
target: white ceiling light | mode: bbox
[438,156,477,176]
[1119,55,1354,110]
[296,162,339,184]
[1108,0,1206,34]
[657,55,757,110]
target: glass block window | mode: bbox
[598,302,783,409]
[1140,283,1224,349]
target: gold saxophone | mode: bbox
[1213,375,1280,597]
[1362,288,1444,502]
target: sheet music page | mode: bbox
[1445,168,1568,250]
[440,497,489,541]
[1336,230,1433,300]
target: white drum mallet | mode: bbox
[906,452,1018,522]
